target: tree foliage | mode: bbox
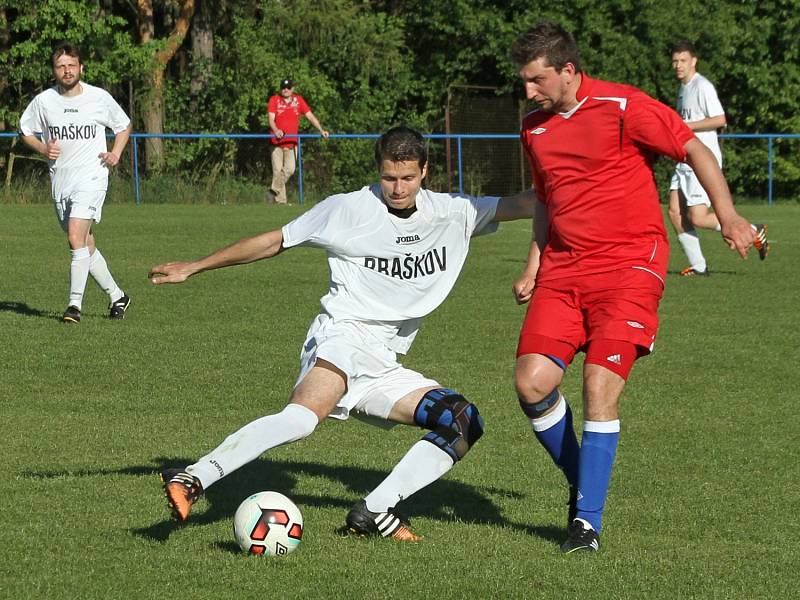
[2,0,798,197]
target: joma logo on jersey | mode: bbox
[47,124,97,140]
[395,235,420,245]
[364,247,446,279]
[63,108,78,113]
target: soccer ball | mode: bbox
[233,491,303,556]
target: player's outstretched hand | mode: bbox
[720,215,755,259]
[148,262,194,285]
[513,273,536,305]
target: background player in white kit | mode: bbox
[149,126,536,540]
[667,41,769,276]
[19,42,133,322]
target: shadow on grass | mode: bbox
[0,300,60,320]
[21,457,564,546]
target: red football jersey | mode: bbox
[521,74,694,282]
[267,93,311,147]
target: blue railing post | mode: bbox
[297,137,304,204]
[457,136,464,194]
[133,136,141,205]
[767,136,774,206]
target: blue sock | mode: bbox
[529,394,580,488]
[576,420,620,533]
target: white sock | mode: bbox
[68,247,91,309]
[89,249,123,302]
[364,441,454,513]
[187,403,318,490]
[677,230,706,272]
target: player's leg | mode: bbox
[75,191,129,318]
[515,287,582,518]
[280,147,297,203]
[62,212,94,322]
[272,147,294,204]
[561,270,662,553]
[269,145,285,203]
[346,384,484,541]
[560,355,627,554]
[163,361,344,521]
[686,203,721,231]
[516,353,581,522]
[667,180,685,234]
[672,174,708,275]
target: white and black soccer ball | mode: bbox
[233,491,303,556]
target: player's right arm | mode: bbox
[268,111,284,140]
[686,114,726,132]
[20,134,60,160]
[683,138,753,258]
[148,229,286,285]
[513,198,548,305]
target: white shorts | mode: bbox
[295,313,439,425]
[53,190,107,231]
[671,164,718,208]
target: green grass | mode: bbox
[1,202,797,599]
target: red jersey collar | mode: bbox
[575,72,594,102]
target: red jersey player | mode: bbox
[509,22,759,554]
[266,78,329,204]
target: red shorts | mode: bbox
[516,268,664,379]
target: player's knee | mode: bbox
[413,388,484,462]
[514,367,559,407]
[518,387,561,419]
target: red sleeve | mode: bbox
[520,130,546,203]
[297,95,311,114]
[267,96,278,113]
[625,93,695,162]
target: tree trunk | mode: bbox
[135,0,196,173]
[190,0,213,100]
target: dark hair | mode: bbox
[374,126,427,169]
[51,42,82,67]
[510,21,581,72]
[671,41,697,57]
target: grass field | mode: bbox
[1,201,797,599]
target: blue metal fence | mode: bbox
[3,131,798,205]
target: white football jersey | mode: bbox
[282,185,499,353]
[676,73,725,168]
[19,82,130,197]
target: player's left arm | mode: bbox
[684,138,753,258]
[492,188,537,222]
[303,111,329,139]
[100,122,132,167]
[148,228,287,285]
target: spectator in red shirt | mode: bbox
[266,78,329,204]
[509,22,760,554]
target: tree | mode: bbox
[134,0,195,172]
